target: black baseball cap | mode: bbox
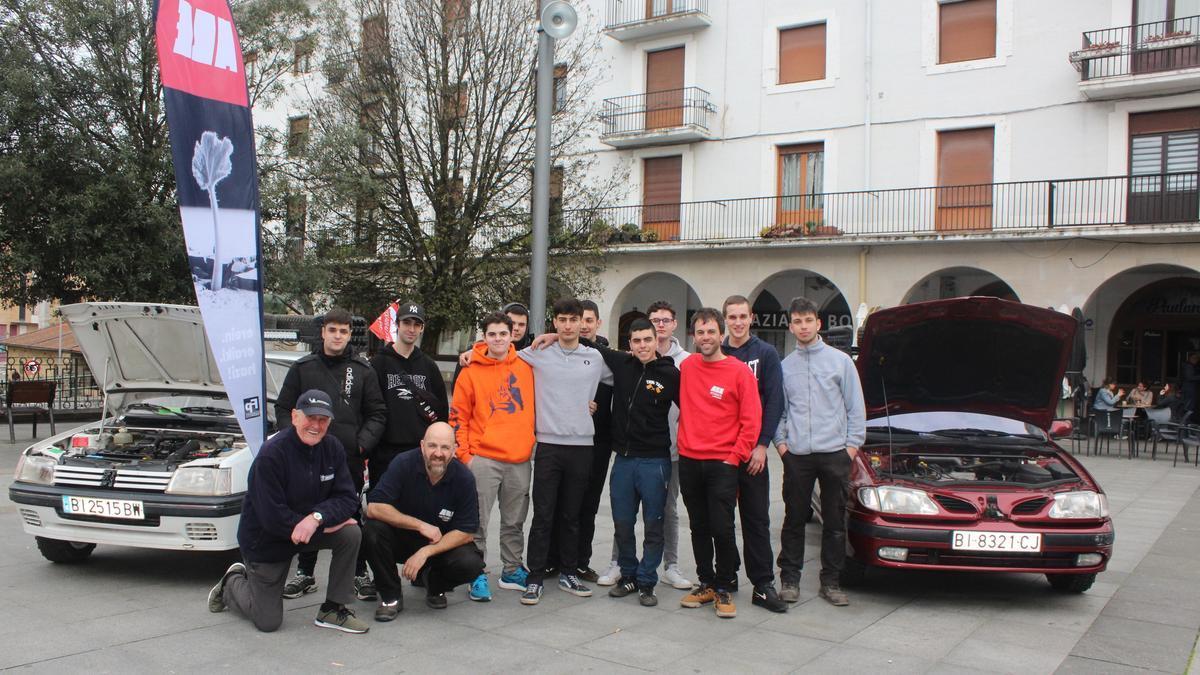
[296,389,335,418]
[397,301,425,323]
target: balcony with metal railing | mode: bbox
[603,0,711,42]
[564,174,1200,245]
[599,87,716,148]
[1072,14,1200,99]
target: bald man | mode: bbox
[364,422,484,620]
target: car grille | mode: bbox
[19,509,42,527]
[53,465,173,492]
[185,523,220,541]
[904,549,1077,569]
[1011,497,1050,515]
[933,494,977,514]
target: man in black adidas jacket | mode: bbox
[274,308,387,600]
[579,318,679,606]
[369,302,448,488]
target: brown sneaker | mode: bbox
[819,585,849,607]
[680,584,716,608]
[714,590,736,618]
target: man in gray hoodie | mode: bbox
[773,296,865,607]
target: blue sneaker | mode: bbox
[469,573,492,602]
[498,567,529,591]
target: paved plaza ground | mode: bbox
[1,423,1198,673]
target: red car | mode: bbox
[843,297,1113,593]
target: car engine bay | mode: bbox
[866,449,1078,486]
[49,427,244,471]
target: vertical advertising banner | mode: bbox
[154,0,266,453]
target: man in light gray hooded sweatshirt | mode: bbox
[774,296,865,608]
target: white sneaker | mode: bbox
[660,565,692,590]
[596,560,622,586]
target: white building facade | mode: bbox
[569,0,1200,389]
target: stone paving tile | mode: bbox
[1100,597,1200,629]
[941,637,1066,675]
[1069,632,1193,673]
[794,643,935,674]
[1055,655,1168,674]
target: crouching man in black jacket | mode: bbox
[207,390,370,634]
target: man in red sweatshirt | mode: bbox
[676,307,762,619]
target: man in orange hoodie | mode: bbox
[450,312,536,602]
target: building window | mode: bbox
[938,0,996,64]
[642,155,682,241]
[445,0,470,22]
[285,193,307,247]
[777,143,824,225]
[550,165,564,220]
[646,46,684,130]
[1128,107,1200,223]
[360,101,383,167]
[936,126,994,231]
[553,64,568,113]
[361,15,387,60]
[293,38,313,75]
[244,50,258,78]
[778,23,826,84]
[287,115,310,157]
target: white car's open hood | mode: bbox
[60,303,286,407]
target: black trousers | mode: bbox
[778,450,851,587]
[548,441,611,571]
[526,443,592,584]
[737,460,775,588]
[363,519,484,602]
[298,455,368,578]
[678,456,740,591]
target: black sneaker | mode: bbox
[374,599,401,622]
[558,572,593,597]
[354,573,378,601]
[426,592,448,610]
[282,572,317,599]
[520,583,543,605]
[608,577,637,598]
[576,566,600,583]
[638,586,658,607]
[752,584,788,613]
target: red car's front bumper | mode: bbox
[847,513,1114,574]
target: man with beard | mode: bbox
[676,308,761,619]
[364,422,485,620]
[275,308,387,602]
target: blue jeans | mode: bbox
[610,455,670,587]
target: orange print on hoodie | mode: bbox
[450,342,536,464]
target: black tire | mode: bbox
[1046,573,1095,594]
[840,556,868,587]
[35,537,96,563]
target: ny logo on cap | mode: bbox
[409,305,419,313]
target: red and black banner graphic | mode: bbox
[155,0,266,452]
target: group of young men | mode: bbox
[208,293,866,633]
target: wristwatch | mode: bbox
[311,512,324,524]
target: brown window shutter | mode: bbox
[643,156,682,240]
[646,47,685,128]
[778,24,826,84]
[939,0,996,64]
[936,127,994,230]
[1130,107,1200,135]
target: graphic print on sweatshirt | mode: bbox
[385,372,429,400]
[488,372,526,417]
[709,385,725,400]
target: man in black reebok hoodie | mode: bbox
[274,308,387,601]
[369,302,449,487]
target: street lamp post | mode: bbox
[529,1,576,335]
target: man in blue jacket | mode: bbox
[207,389,369,634]
[721,295,788,614]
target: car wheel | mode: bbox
[35,537,96,564]
[1046,573,1096,594]
[840,556,868,587]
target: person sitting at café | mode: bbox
[1127,380,1154,407]
[1093,378,1125,412]
[1156,382,1186,422]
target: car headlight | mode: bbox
[166,467,233,496]
[14,453,57,485]
[1049,491,1108,519]
[858,486,939,515]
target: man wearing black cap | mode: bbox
[208,390,369,633]
[275,307,387,601]
[370,301,448,488]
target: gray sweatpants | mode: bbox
[469,455,532,576]
[224,526,360,632]
[606,458,681,568]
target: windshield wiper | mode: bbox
[930,428,1039,440]
[125,403,187,419]
[180,406,234,416]
[866,427,925,436]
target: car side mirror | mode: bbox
[1049,419,1073,439]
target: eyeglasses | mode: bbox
[649,318,675,325]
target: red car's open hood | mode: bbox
[857,297,1076,430]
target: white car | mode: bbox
[8,303,296,562]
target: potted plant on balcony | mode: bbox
[1140,30,1198,50]
[1069,40,1121,63]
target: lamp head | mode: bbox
[540,1,577,40]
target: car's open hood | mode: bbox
[60,302,282,404]
[857,297,1076,430]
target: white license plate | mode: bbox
[61,495,145,520]
[952,530,1041,552]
